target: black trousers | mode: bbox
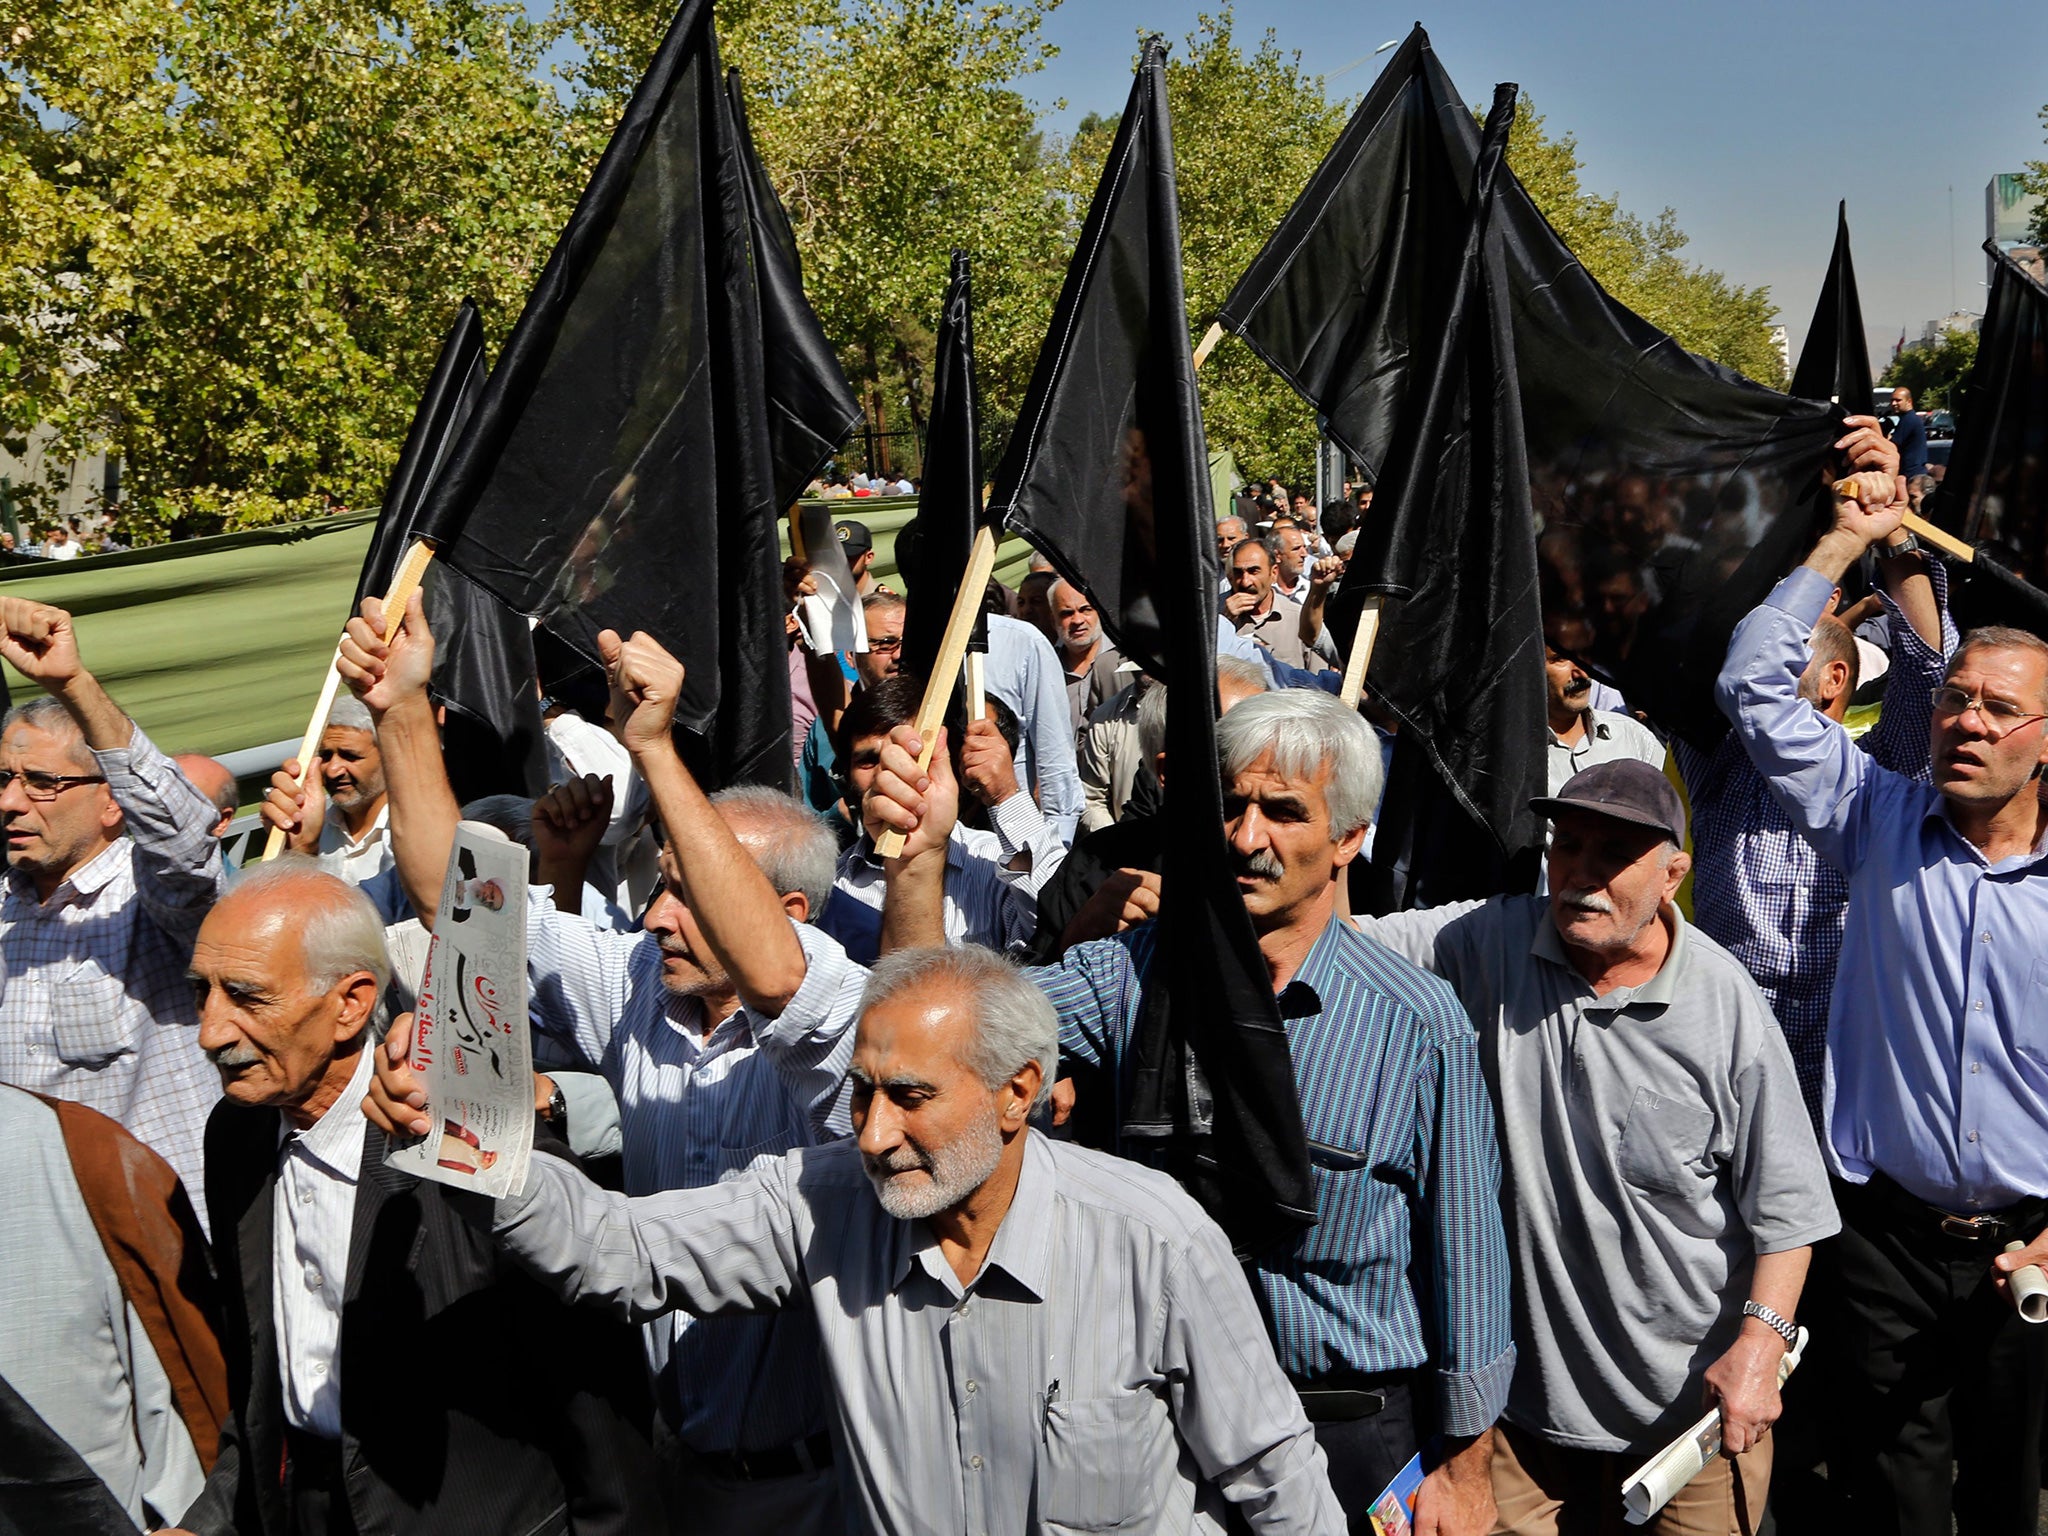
[284,1429,359,1536]
[1815,1176,2048,1536]
[1304,1378,1419,1534]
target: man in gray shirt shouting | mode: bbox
[1357,760,1837,1535]
[461,944,1344,1535]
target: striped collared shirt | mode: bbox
[821,794,1066,965]
[524,894,866,1453]
[1678,569,1951,1122]
[0,724,224,1217]
[1031,916,1516,1437]
[493,1133,1345,1535]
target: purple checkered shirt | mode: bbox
[1678,565,1954,1123]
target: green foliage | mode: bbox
[2,0,574,536]
[2024,104,2048,245]
[1881,328,1979,412]
[1504,94,1785,388]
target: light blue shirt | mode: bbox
[982,615,1084,844]
[1719,566,2048,1210]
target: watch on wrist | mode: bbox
[1742,1300,1798,1347]
[1876,531,1922,559]
[545,1084,568,1137]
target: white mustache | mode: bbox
[864,1149,931,1178]
[207,1045,262,1070]
[1557,889,1614,915]
[1232,848,1285,881]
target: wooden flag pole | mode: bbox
[1830,480,1975,562]
[965,650,986,721]
[1193,321,1225,369]
[874,525,999,858]
[260,539,439,861]
[1337,595,1384,709]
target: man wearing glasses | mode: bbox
[0,597,225,1223]
[1720,473,2048,1533]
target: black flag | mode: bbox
[900,251,987,685]
[726,69,862,509]
[354,301,546,803]
[1929,245,2048,634]
[1789,202,1874,413]
[1219,23,1840,755]
[417,0,790,790]
[992,40,1314,1254]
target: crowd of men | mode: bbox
[0,413,2043,1536]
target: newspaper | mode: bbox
[384,822,534,1197]
[792,502,867,656]
[1621,1327,1807,1525]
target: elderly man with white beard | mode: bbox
[465,944,1345,1535]
[1354,759,1837,1536]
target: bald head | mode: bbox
[195,858,389,1124]
[175,753,239,836]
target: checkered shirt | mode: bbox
[0,723,225,1216]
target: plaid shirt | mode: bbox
[1678,567,1954,1123]
[0,724,225,1216]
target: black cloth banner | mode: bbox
[726,69,862,510]
[900,251,988,686]
[993,41,1314,1256]
[354,301,546,802]
[420,0,790,791]
[1789,202,1874,413]
[1929,245,2048,635]
[1334,84,1547,865]
[1221,23,1841,763]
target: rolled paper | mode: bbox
[1620,1326,1807,1526]
[2004,1242,2048,1325]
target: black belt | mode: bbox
[1862,1173,2048,1246]
[695,1430,834,1483]
[1288,1371,1409,1423]
[284,1427,344,1492]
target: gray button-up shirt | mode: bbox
[1359,897,1838,1453]
[493,1133,1343,1534]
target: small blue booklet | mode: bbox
[1368,1451,1426,1536]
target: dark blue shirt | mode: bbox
[1889,409,1928,478]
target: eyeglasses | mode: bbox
[0,768,109,801]
[866,635,904,655]
[1929,685,2048,740]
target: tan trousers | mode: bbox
[1490,1419,1774,1536]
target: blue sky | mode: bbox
[1021,1,2048,375]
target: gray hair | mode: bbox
[461,795,534,851]
[1230,535,1278,568]
[325,695,377,736]
[1948,626,2048,708]
[860,945,1059,1112]
[1217,687,1383,837]
[1,696,95,771]
[1134,658,1269,763]
[711,785,839,916]
[224,855,393,1028]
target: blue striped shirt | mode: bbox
[1031,916,1516,1437]
[524,893,866,1453]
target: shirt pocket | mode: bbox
[714,1132,791,1182]
[1616,1087,1716,1202]
[2020,960,2048,1071]
[51,1012,135,1069]
[1039,1391,1174,1532]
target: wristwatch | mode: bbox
[543,1083,569,1140]
[1875,531,1922,559]
[1742,1300,1798,1347]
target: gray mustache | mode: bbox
[1231,848,1285,882]
[1557,888,1613,915]
[206,1045,262,1070]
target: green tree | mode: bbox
[2023,103,2048,245]
[2,0,573,536]
[1881,328,1979,412]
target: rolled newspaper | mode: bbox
[2004,1242,2048,1324]
[1620,1327,1807,1526]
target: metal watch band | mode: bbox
[1743,1300,1798,1346]
[1877,531,1922,559]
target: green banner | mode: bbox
[0,502,1038,759]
